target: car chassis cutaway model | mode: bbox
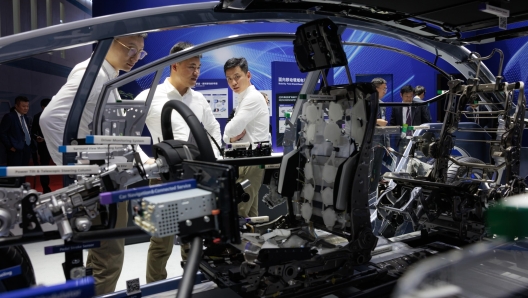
[0,1,527,298]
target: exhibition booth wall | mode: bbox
[1,0,527,157]
[92,0,470,152]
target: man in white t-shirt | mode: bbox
[137,42,221,283]
[40,34,147,295]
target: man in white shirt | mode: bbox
[138,42,222,283]
[40,34,147,295]
[41,35,147,166]
[223,57,270,218]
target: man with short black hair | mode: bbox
[0,96,33,179]
[389,85,431,127]
[139,41,221,160]
[31,98,52,193]
[223,57,269,218]
[137,41,222,283]
[369,78,389,195]
[371,78,388,126]
[464,102,490,128]
[41,33,148,166]
[390,85,432,151]
[40,33,148,295]
[414,85,426,101]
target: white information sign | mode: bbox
[202,88,229,118]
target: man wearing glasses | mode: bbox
[40,34,147,295]
[136,41,222,283]
[41,34,148,166]
[389,85,432,152]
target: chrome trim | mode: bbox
[0,2,495,83]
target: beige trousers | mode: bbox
[145,165,264,283]
[86,201,129,296]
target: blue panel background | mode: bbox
[272,62,333,151]
[122,24,448,136]
[477,22,528,97]
[95,0,528,148]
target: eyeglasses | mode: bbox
[114,39,147,60]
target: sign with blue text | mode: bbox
[271,61,333,152]
[194,79,230,118]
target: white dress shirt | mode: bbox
[223,85,270,144]
[136,78,222,161]
[40,58,119,165]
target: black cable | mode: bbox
[176,236,203,298]
[205,130,223,157]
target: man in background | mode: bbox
[40,34,147,295]
[261,92,270,106]
[414,85,426,101]
[389,85,432,151]
[369,78,389,195]
[390,85,432,127]
[464,103,490,128]
[223,57,269,218]
[31,98,52,193]
[0,96,33,182]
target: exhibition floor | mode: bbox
[23,240,184,293]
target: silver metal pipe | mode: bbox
[456,129,497,132]
[342,42,452,80]
[458,116,502,119]
[454,139,501,143]
[448,156,506,169]
[460,110,504,114]
[465,102,503,106]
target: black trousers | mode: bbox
[36,143,51,192]
[6,145,31,183]
[369,146,386,194]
